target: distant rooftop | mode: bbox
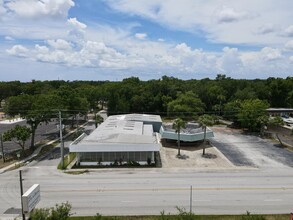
[267,108,293,112]
[163,122,203,134]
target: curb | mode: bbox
[0,122,88,174]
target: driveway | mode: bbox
[211,126,293,168]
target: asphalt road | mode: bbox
[1,125,293,217]
[1,165,293,216]
[0,120,59,154]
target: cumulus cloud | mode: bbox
[216,6,252,23]
[260,47,282,61]
[218,47,243,73]
[135,33,147,40]
[47,39,72,50]
[6,45,29,57]
[6,37,293,79]
[67,17,87,29]
[6,0,74,19]
[66,18,87,44]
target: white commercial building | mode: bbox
[70,114,162,166]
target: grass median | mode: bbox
[69,214,290,220]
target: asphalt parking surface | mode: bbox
[211,126,293,168]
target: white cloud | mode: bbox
[35,45,49,54]
[5,36,14,41]
[284,40,293,51]
[47,39,72,50]
[6,45,29,57]
[290,56,293,63]
[135,33,147,40]
[6,0,74,19]
[5,37,293,79]
[106,0,293,45]
[67,17,87,29]
[216,47,243,74]
[255,24,276,35]
[0,0,6,18]
[216,6,252,23]
[2,0,293,80]
[284,25,293,37]
[260,47,282,61]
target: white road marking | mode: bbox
[264,199,282,202]
[121,200,137,203]
[193,199,212,202]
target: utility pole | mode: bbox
[19,170,25,220]
[59,111,64,169]
[190,185,193,214]
[1,134,5,163]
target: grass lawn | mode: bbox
[69,214,290,220]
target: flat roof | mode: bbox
[267,108,293,112]
[70,114,161,152]
[111,113,162,123]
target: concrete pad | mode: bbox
[160,140,235,169]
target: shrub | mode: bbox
[30,202,72,220]
[241,211,266,220]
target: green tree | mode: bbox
[223,100,242,124]
[237,99,270,132]
[198,114,215,155]
[233,87,257,101]
[95,114,104,128]
[172,118,186,156]
[56,86,89,128]
[3,125,31,154]
[167,91,205,118]
[5,94,63,149]
[268,116,285,145]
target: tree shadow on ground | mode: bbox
[161,139,213,152]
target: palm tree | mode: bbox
[95,114,104,128]
[172,118,186,156]
[198,114,215,155]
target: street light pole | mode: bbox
[1,133,5,163]
[190,185,193,213]
[59,111,64,169]
[19,170,25,220]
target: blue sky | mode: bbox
[0,0,293,81]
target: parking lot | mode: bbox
[160,125,293,170]
[210,126,293,169]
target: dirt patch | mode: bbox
[160,139,235,169]
[212,125,243,135]
[0,159,16,169]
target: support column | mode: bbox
[151,151,154,162]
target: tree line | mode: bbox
[1,75,292,142]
